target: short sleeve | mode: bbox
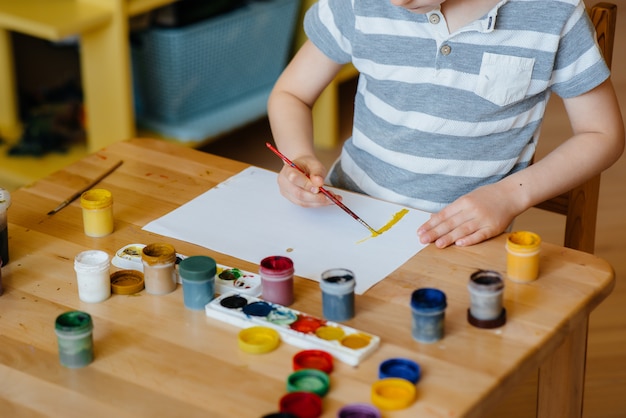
[304,0,355,64]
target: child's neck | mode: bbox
[440,0,501,33]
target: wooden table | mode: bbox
[0,138,615,417]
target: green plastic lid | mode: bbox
[178,255,217,281]
[286,369,330,397]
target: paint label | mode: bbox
[205,292,380,366]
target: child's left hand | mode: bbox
[417,183,520,248]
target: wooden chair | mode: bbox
[533,2,617,254]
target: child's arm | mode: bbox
[418,79,625,248]
[267,40,344,207]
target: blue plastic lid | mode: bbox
[410,288,447,312]
[378,358,421,384]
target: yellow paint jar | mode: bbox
[80,189,114,237]
[506,231,541,282]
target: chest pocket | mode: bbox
[475,53,535,106]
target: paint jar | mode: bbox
[338,403,382,418]
[141,243,177,295]
[320,268,356,322]
[74,250,111,303]
[467,270,506,329]
[506,231,541,282]
[410,288,447,344]
[80,188,114,237]
[179,255,217,310]
[54,310,94,368]
[260,256,294,306]
[0,187,10,265]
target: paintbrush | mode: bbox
[47,160,124,215]
[265,142,378,235]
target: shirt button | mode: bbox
[429,14,441,24]
[440,45,451,55]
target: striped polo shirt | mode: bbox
[304,0,610,212]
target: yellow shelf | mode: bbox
[0,0,111,41]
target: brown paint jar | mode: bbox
[141,243,177,295]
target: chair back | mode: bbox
[533,2,617,253]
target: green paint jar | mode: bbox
[54,311,94,368]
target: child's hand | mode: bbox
[417,184,519,248]
[276,156,334,207]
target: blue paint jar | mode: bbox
[410,288,447,343]
[320,268,356,322]
[179,255,216,310]
[54,311,94,368]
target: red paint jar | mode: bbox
[259,256,294,306]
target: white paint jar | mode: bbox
[74,250,111,303]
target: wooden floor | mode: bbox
[201,8,626,417]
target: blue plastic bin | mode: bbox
[132,0,299,129]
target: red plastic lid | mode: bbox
[279,392,323,418]
[293,350,334,374]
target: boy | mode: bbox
[267,0,624,248]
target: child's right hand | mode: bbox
[276,155,335,207]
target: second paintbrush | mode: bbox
[265,142,378,235]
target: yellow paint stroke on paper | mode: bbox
[357,208,409,243]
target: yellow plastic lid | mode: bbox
[238,326,280,354]
[110,270,145,295]
[371,377,416,410]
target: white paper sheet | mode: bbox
[143,167,430,294]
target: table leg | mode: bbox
[80,1,135,152]
[0,28,21,141]
[537,316,589,418]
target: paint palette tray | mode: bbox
[205,292,380,366]
[112,244,262,296]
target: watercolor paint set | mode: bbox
[205,292,380,366]
[112,243,262,296]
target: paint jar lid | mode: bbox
[110,269,144,294]
[371,378,416,410]
[141,242,177,265]
[410,288,447,313]
[80,188,112,209]
[467,307,507,329]
[338,403,382,418]
[262,413,299,418]
[238,326,280,354]
[506,231,541,252]
[378,358,421,384]
[286,369,330,397]
[293,350,334,374]
[279,392,323,418]
[178,255,216,281]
